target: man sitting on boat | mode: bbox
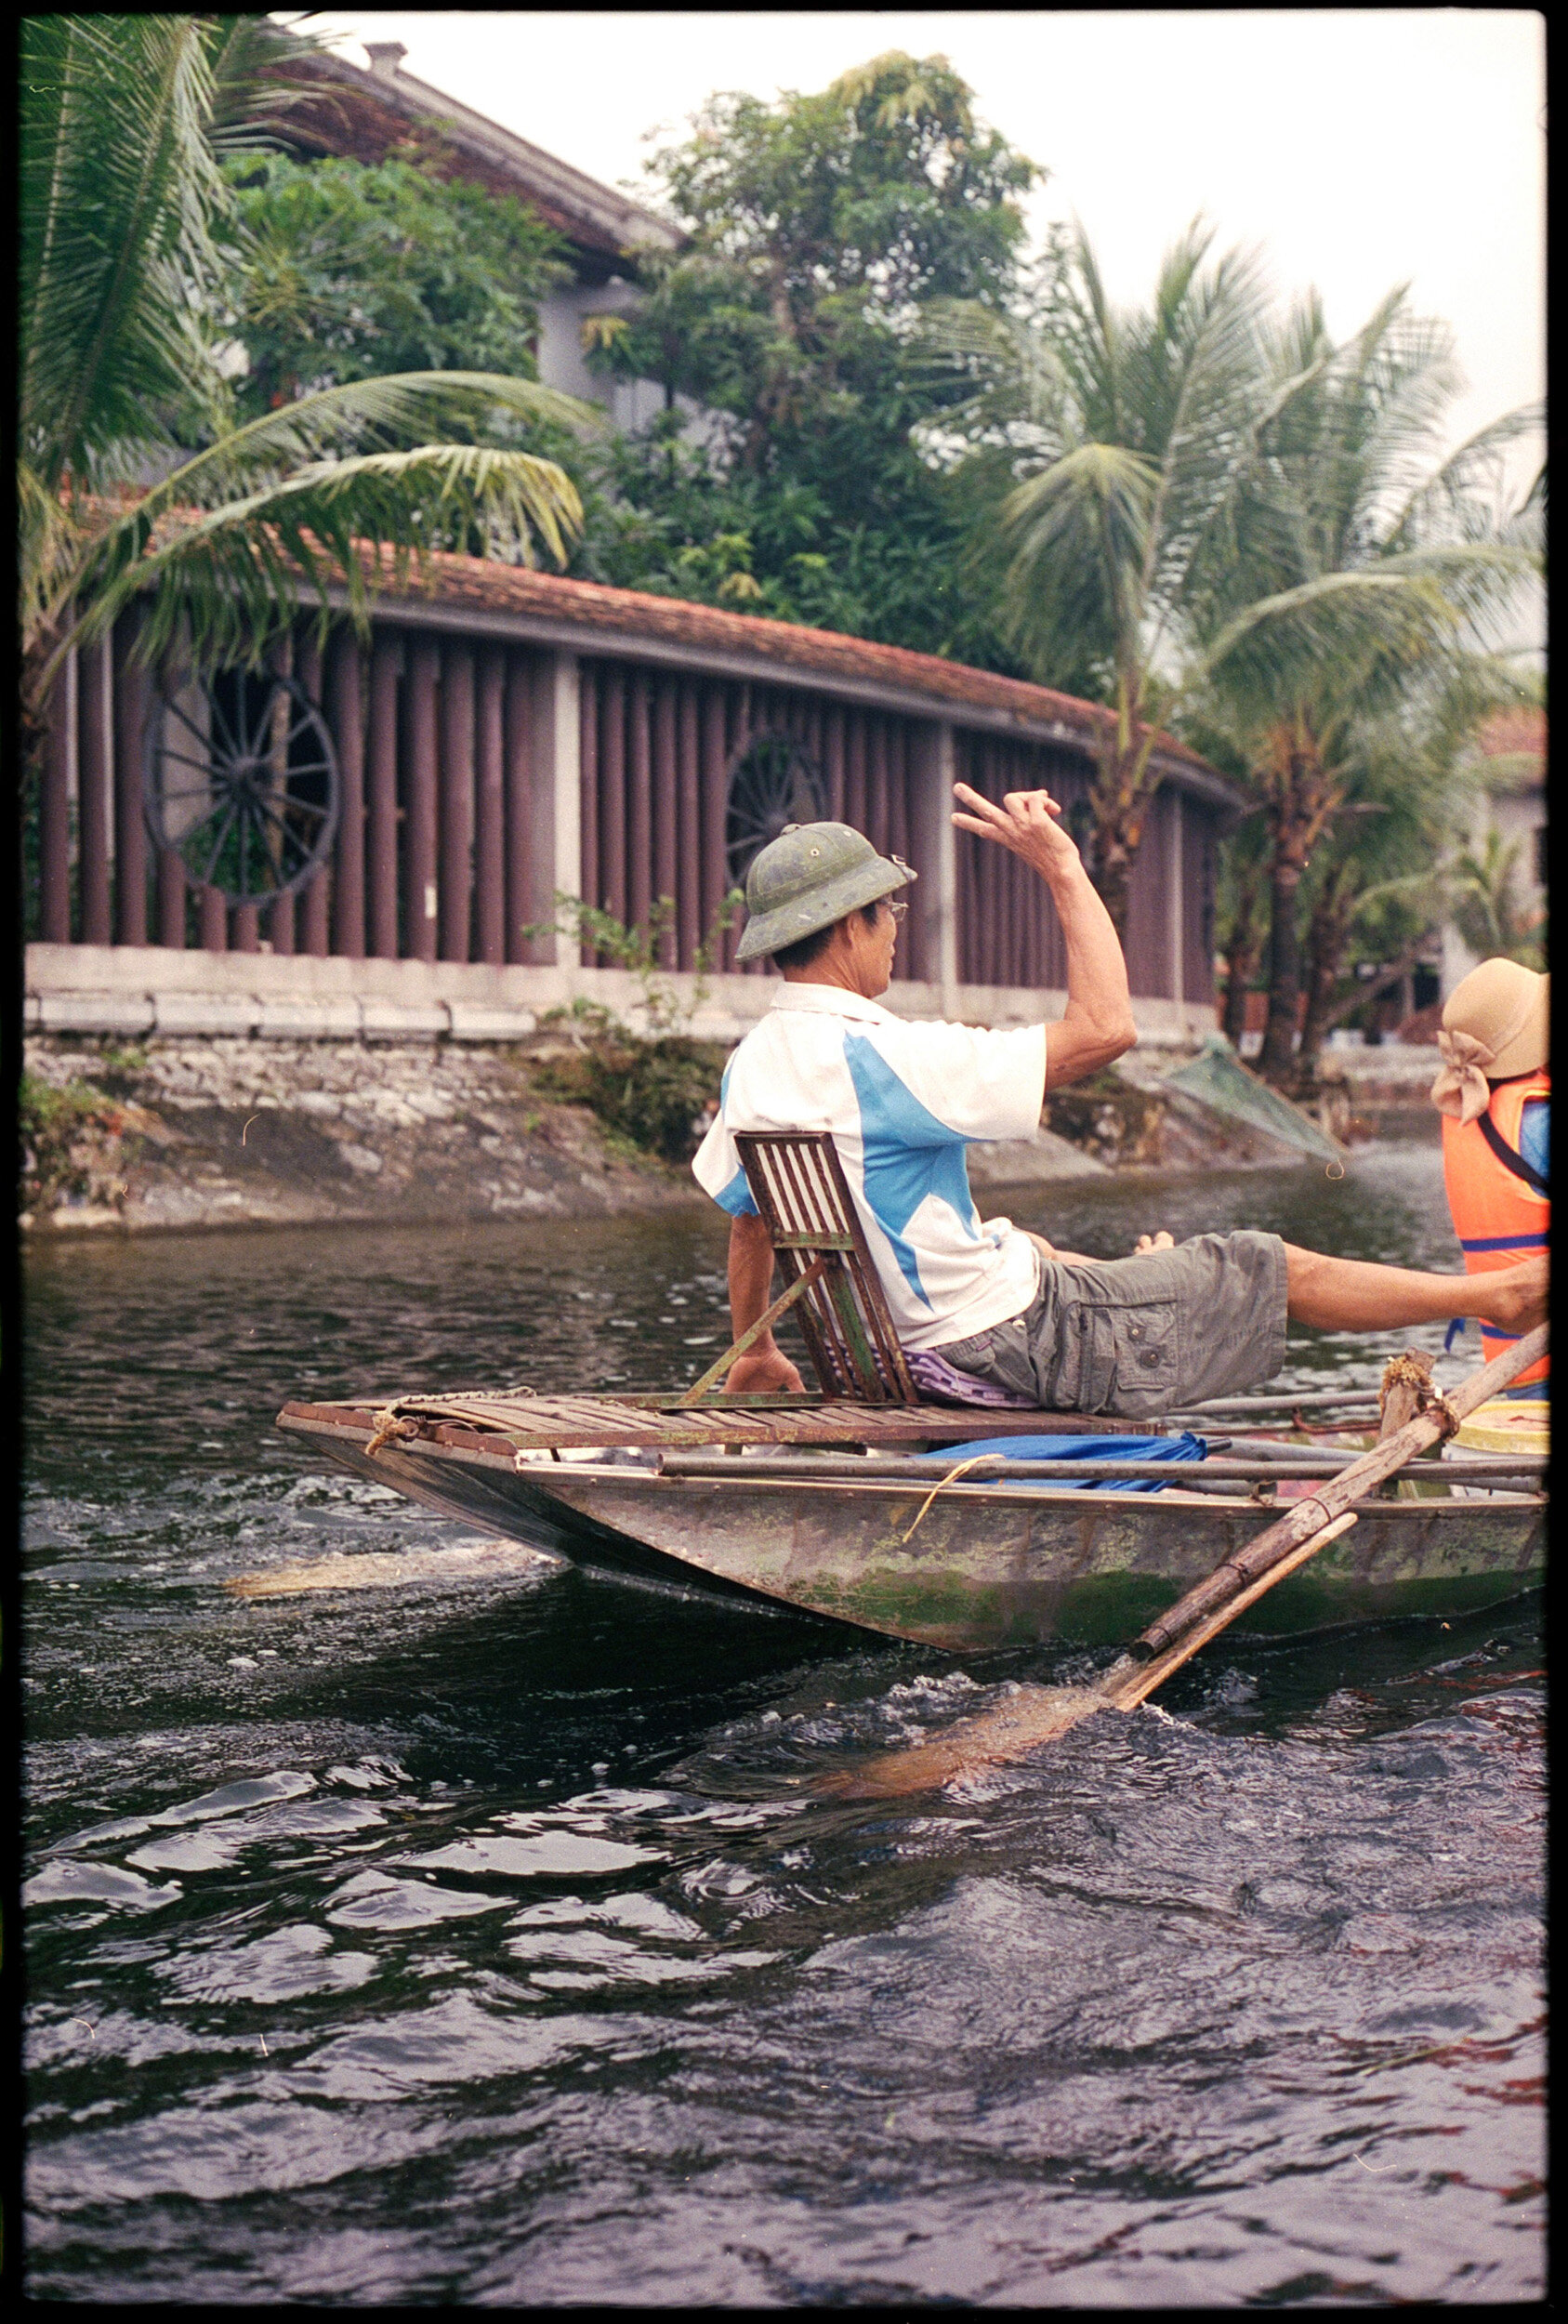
[692,786,1548,1415]
[1430,957,1548,1391]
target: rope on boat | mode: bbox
[1377,1352,1461,1442]
[899,1454,1001,1544]
[365,1406,422,1458]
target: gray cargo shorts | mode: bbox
[931,1230,1289,1420]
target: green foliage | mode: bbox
[529,1031,727,1166]
[574,413,1026,665]
[930,222,1272,696]
[520,895,741,1162]
[572,53,1039,669]
[20,14,596,709]
[19,1073,125,1210]
[1448,827,1546,969]
[534,891,743,1035]
[218,151,571,412]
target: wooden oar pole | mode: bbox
[1094,1321,1548,1710]
[828,1324,1547,1795]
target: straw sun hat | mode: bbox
[1430,958,1549,1123]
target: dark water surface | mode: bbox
[23,1142,1545,2304]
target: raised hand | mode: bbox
[951,781,1083,884]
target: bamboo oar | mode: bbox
[829,1322,1548,1794]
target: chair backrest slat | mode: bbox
[734,1130,919,1404]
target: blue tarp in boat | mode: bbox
[912,1432,1209,1493]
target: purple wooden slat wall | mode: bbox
[77,639,112,947]
[474,646,506,967]
[626,667,652,937]
[264,637,295,956]
[652,675,678,965]
[439,642,475,963]
[112,618,149,945]
[824,706,846,821]
[955,732,1090,988]
[1122,786,1172,1000]
[676,680,700,970]
[41,617,1211,1009]
[267,637,296,957]
[600,663,626,933]
[1181,801,1217,1006]
[699,680,728,970]
[575,657,598,942]
[40,649,74,943]
[331,633,366,960]
[404,639,440,965]
[296,630,331,957]
[506,646,536,962]
[366,636,401,958]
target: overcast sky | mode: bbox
[318,9,1543,483]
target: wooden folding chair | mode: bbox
[680,1129,919,1406]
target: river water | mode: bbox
[23,1139,1545,2304]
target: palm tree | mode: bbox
[1449,826,1546,970]
[1193,288,1540,1083]
[921,220,1274,936]
[20,15,596,727]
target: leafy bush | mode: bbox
[20,1073,125,1209]
[530,1031,726,1164]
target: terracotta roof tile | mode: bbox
[372,543,1220,776]
[1476,706,1547,760]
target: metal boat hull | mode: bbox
[282,1414,1545,1652]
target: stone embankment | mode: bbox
[20,1035,706,1235]
[21,1029,1434,1239]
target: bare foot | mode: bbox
[1475,1257,1549,1339]
[1134,1230,1175,1254]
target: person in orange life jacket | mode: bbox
[1430,957,1548,1389]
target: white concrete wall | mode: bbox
[25,943,1214,1049]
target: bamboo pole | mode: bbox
[831,1325,1548,1793]
[1100,1323,1547,1689]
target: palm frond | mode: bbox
[49,442,586,683]
[138,368,605,508]
[1384,403,1547,550]
[20,16,230,485]
[997,442,1159,677]
[1198,567,1462,701]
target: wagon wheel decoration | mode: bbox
[144,667,339,905]
[725,733,827,887]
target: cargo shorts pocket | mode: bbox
[1048,1300,1179,1415]
[1108,1301,1180,1412]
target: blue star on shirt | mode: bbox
[843,1032,981,1308]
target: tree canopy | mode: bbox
[20,14,592,711]
[218,150,571,412]
[573,52,1041,667]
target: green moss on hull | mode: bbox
[791,1556,1545,1653]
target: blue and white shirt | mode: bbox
[692,984,1048,1352]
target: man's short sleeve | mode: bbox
[692,1109,759,1216]
[876,1019,1048,1143]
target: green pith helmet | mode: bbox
[734,822,916,962]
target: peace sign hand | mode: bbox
[951,782,1084,884]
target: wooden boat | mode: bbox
[276,1387,1545,1653]
[276,1132,1544,1653]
